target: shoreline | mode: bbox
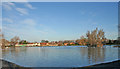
[1,59,120,69]
[4,45,120,48]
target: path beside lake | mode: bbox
[82,60,120,68]
[0,59,120,69]
[0,59,31,69]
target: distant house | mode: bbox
[37,43,41,46]
[15,43,41,47]
[64,43,68,46]
[40,43,47,46]
[49,43,58,46]
[34,43,41,46]
[15,43,19,46]
[78,42,82,45]
[27,43,34,46]
[70,42,75,45]
[48,42,58,46]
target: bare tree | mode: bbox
[80,36,87,45]
[10,36,20,46]
[86,28,105,47]
[0,29,6,49]
[0,29,2,48]
[75,36,87,45]
[0,29,4,39]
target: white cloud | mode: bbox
[16,8,28,15]
[25,3,36,9]
[3,18,13,23]
[3,4,12,10]
[15,2,36,9]
[2,0,28,2]
[3,2,36,15]
[22,19,36,26]
[2,2,15,11]
[7,2,15,7]
[3,18,56,41]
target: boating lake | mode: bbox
[2,45,120,67]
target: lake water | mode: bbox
[2,45,119,67]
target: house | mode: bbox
[27,43,34,46]
[15,44,27,47]
[64,43,68,46]
[70,42,75,45]
[40,43,47,46]
[34,43,39,46]
[37,43,41,46]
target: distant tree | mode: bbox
[10,36,20,46]
[0,29,3,38]
[1,38,9,46]
[75,39,80,44]
[0,29,6,49]
[45,40,49,43]
[41,40,49,43]
[41,40,45,43]
[86,28,105,47]
[63,40,70,43]
[19,40,28,44]
[75,36,87,46]
[80,36,87,45]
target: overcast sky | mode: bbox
[2,2,118,42]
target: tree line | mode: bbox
[0,28,120,48]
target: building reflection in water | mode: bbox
[2,47,27,61]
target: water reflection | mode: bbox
[87,47,105,64]
[2,47,27,62]
[2,46,119,67]
[2,47,27,55]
